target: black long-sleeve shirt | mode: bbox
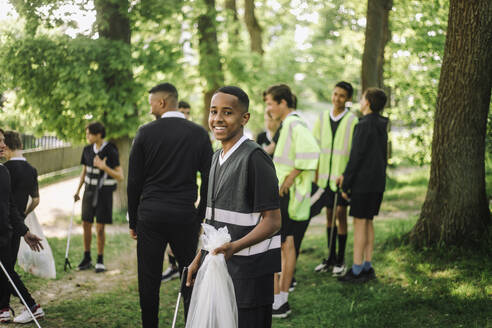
[342,113,388,193]
[127,117,213,230]
[0,164,28,247]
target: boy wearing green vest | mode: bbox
[313,81,358,276]
[265,84,320,318]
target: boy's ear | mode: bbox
[241,112,251,126]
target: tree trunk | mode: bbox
[244,0,264,55]
[198,0,225,129]
[94,0,133,211]
[225,0,239,45]
[361,0,392,91]
[409,0,492,247]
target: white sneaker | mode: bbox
[95,263,106,273]
[332,264,347,276]
[161,266,179,282]
[0,308,12,323]
[13,304,44,323]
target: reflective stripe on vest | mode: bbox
[205,207,261,227]
[235,235,281,256]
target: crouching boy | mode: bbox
[187,86,281,328]
[337,88,388,283]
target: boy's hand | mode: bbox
[93,155,107,170]
[74,193,80,202]
[213,242,237,260]
[336,175,344,187]
[186,251,203,287]
[24,231,44,252]
[280,175,295,197]
[341,192,350,201]
[129,229,137,240]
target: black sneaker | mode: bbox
[289,277,297,292]
[161,266,179,282]
[77,257,92,270]
[272,302,291,319]
[361,267,376,281]
[337,268,366,283]
[314,257,336,272]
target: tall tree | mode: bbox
[225,0,239,45]
[361,0,393,90]
[244,0,263,55]
[93,0,134,209]
[410,0,492,247]
[197,0,224,128]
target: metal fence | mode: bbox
[21,134,70,150]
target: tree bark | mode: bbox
[361,0,392,91]
[244,0,264,55]
[94,0,133,210]
[410,0,492,247]
[225,0,239,45]
[198,0,224,129]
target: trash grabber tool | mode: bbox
[327,189,339,262]
[64,201,76,272]
[172,267,188,328]
[0,260,42,328]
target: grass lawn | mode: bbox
[10,166,492,327]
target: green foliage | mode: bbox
[386,0,449,165]
[0,34,141,141]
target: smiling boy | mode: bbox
[187,86,281,328]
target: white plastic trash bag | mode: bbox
[17,211,56,279]
[186,223,238,328]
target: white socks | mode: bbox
[273,292,289,309]
[280,291,289,303]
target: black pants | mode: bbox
[137,219,200,328]
[238,305,272,328]
[0,236,35,309]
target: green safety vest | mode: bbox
[273,114,320,221]
[313,110,358,191]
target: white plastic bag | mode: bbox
[186,223,238,328]
[17,211,56,279]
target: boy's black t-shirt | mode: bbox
[256,131,271,147]
[4,160,39,218]
[80,142,120,191]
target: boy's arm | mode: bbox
[74,165,87,201]
[93,158,124,181]
[279,168,302,196]
[341,123,369,192]
[127,131,144,232]
[25,168,40,215]
[213,208,281,260]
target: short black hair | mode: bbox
[265,84,295,108]
[335,81,354,99]
[148,83,178,100]
[215,86,249,112]
[178,101,190,109]
[86,121,106,138]
[4,131,22,150]
[364,88,387,113]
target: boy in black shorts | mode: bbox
[187,86,281,328]
[337,88,388,283]
[74,122,123,273]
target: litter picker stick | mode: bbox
[0,260,42,328]
[64,202,76,272]
[172,267,188,328]
[327,190,339,259]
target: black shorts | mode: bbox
[280,192,310,243]
[238,304,272,328]
[324,188,349,209]
[349,192,383,220]
[82,187,113,224]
